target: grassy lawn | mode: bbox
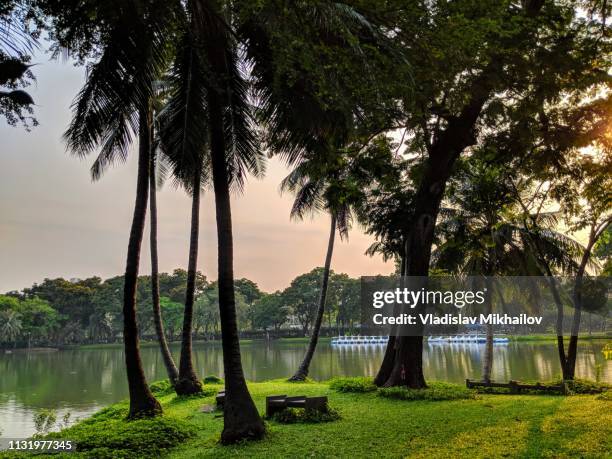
[510,333,610,342]
[3,379,610,459]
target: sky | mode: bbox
[0,53,393,294]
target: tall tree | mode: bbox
[159,0,267,441]
[156,4,211,397]
[149,148,179,385]
[555,152,611,379]
[434,159,584,381]
[57,0,176,417]
[160,0,392,440]
[282,154,354,381]
[367,0,608,388]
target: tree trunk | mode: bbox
[564,239,594,380]
[547,276,569,379]
[149,151,179,386]
[381,180,443,388]
[482,279,494,382]
[176,170,203,396]
[289,214,337,381]
[376,66,496,388]
[374,252,405,387]
[123,104,161,418]
[208,90,264,443]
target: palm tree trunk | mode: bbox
[482,280,494,382]
[176,170,203,395]
[149,153,179,386]
[208,91,264,443]
[289,213,337,381]
[123,104,161,418]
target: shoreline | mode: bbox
[2,334,609,352]
[1,378,608,458]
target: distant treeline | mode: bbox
[0,268,361,348]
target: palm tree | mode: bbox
[63,1,176,418]
[0,1,37,121]
[0,309,22,347]
[156,15,211,395]
[149,145,179,386]
[282,155,353,381]
[157,0,266,439]
[434,163,583,382]
[161,0,383,441]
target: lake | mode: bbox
[0,340,609,438]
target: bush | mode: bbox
[200,386,219,397]
[564,379,611,395]
[329,377,377,393]
[91,404,128,421]
[149,380,175,396]
[378,382,477,401]
[44,417,196,458]
[269,407,341,424]
[203,375,223,384]
[595,390,612,401]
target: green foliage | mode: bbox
[91,404,129,421]
[251,292,288,332]
[44,417,196,459]
[174,386,217,400]
[1,268,364,347]
[329,377,376,393]
[2,380,610,458]
[33,409,57,435]
[595,391,612,401]
[202,375,223,384]
[269,407,341,424]
[377,382,477,401]
[200,386,219,397]
[564,379,610,395]
[149,380,175,397]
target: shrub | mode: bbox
[33,409,57,435]
[44,417,196,458]
[201,386,218,397]
[329,377,377,393]
[595,390,612,401]
[269,407,341,424]
[202,375,223,384]
[378,382,477,401]
[90,404,128,421]
[149,380,175,396]
[564,379,610,395]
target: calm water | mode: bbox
[0,340,609,438]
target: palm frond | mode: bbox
[289,179,326,220]
[223,46,265,191]
[64,2,173,178]
[335,203,352,240]
[157,25,210,195]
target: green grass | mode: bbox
[329,376,377,393]
[2,379,610,459]
[510,333,610,342]
[378,381,477,401]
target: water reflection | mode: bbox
[0,340,608,438]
